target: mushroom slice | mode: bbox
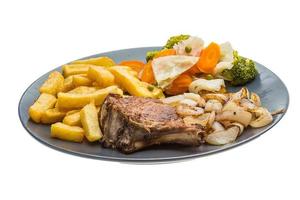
[250,92,261,107]
[208,111,216,128]
[176,105,204,116]
[240,98,257,111]
[205,126,239,145]
[211,121,225,132]
[180,98,198,107]
[250,107,273,128]
[161,95,184,106]
[216,109,252,126]
[228,122,244,136]
[230,87,250,100]
[202,93,228,104]
[205,100,223,113]
[183,113,210,126]
[222,100,241,112]
[184,93,206,107]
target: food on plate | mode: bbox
[195,42,221,73]
[119,60,145,73]
[57,85,123,109]
[140,61,155,84]
[51,122,84,143]
[100,94,203,153]
[72,74,93,87]
[28,35,282,153]
[63,110,81,126]
[71,56,115,67]
[165,74,193,95]
[67,86,98,94]
[29,93,57,123]
[87,66,115,87]
[173,36,204,56]
[80,103,102,142]
[146,50,160,62]
[109,66,163,98]
[205,126,241,145]
[39,71,64,95]
[218,51,258,86]
[62,64,90,77]
[164,34,190,49]
[189,78,225,94]
[151,55,199,88]
[62,75,74,92]
[41,107,66,124]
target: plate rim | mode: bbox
[18,46,290,163]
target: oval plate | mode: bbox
[19,47,289,163]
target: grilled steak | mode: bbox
[100,94,203,153]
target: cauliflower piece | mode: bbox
[213,42,234,75]
[173,36,204,56]
[189,78,225,94]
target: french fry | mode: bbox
[41,107,66,124]
[87,66,115,87]
[39,71,64,95]
[62,75,74,92]
[80,103,102,142]
[66,109,81,115]
[51,122,84,143]
[63,110,81,126]
[62,64,91,77]
[57,85,123,109]
[72,74,92,87]
[68,86,97,94]
[109,66,163,98]
[29,93,57,123]
[71,56,115,67]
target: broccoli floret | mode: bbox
[145,34,190,62]
[222,51,258,86]
[164,34,190,49]
[146,50,160,62]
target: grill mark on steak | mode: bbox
[100,94,204,153]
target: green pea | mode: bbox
[147,85,154,92]
[185,46,192,53]
[206,74,214,80]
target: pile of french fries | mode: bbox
[28,56,125,143]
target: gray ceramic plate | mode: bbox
[19,47,289,163]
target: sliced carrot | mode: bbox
[196,42,221,74]
[154,49,176,59]
[186,64,200,75]
[140,61,155,84]
[119,60,145,73]
[165,74,193,95]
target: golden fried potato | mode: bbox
[68,86,97,94]
[40,107,66,124]
[29,93,57,123]
[62,75,74,92]
[66,109,81,115]
[57,85,123,109]
[39,71,64,95]
[109,66,163,98]
[87,66,115,87]
[72,74,92,87]
[71,56,115,67]
[63,110,81,126]
[80,103,102,142]
[62,64,91,77]
[51,122,84,143]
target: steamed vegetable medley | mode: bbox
[28,34,280,146]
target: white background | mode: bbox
[1,0,299,199]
